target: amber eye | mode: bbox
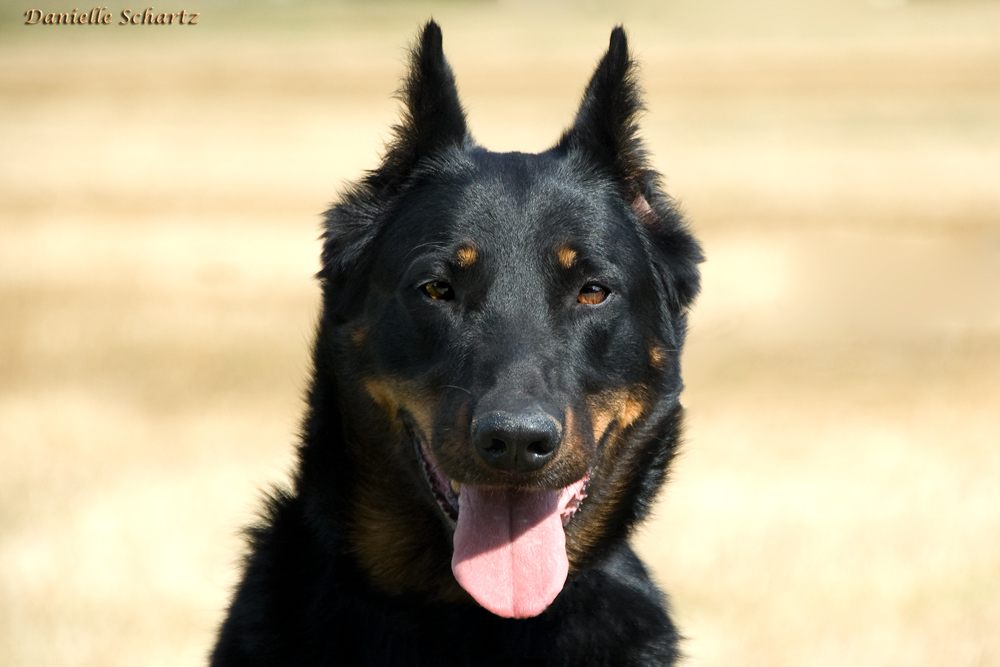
[420,280,455,301]
[577,282,609,305]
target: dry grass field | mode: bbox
[1,1,998,665]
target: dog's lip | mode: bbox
[416,438,460,525]
[414,438,589,529]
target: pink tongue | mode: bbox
[452,486,567,619]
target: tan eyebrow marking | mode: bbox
[456,245,478,268]
[556,244,577,269]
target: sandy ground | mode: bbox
[1,1,998,665]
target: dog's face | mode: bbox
[366,153,663,485]
[315,22,701,619]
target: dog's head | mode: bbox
[311,21,701,619]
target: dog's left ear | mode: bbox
[558,27,702,311]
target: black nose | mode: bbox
[472,410,562,473]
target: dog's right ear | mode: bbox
[371,20,470,195]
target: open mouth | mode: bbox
[415,438,589,528]
[415,437,590,619]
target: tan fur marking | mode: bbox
[586,386,649,444]
[364,378,399,421]
[588,404,615,445]
[648,345,666,370]
[556,244,577,269]
[456,245,478,268]
[350,481,469,603]
[352,378,466,601]
[363,377,435,440]
[618,395,645,429]
[567,387,658,569]
[560,406,583,464]
[349,324,370,347]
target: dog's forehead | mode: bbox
[409,149,634,255]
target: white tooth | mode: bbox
[450,479,461,495]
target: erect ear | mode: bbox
[556,26,645,189]
[369,20,470,196]
[558,28,703,312]
[321,21,469,313]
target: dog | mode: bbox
[211,21,702,666]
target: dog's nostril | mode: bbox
[526,440,551,456]
[487,439,507,454]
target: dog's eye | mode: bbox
[577,283,609,305]
[420,280,455,301]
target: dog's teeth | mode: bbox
[450,480,461,495]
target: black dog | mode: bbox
[211,21,702,667]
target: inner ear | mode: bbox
[631,192,659,227]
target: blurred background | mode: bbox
[1,0,998,665]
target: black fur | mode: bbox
[212,22,702,667]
